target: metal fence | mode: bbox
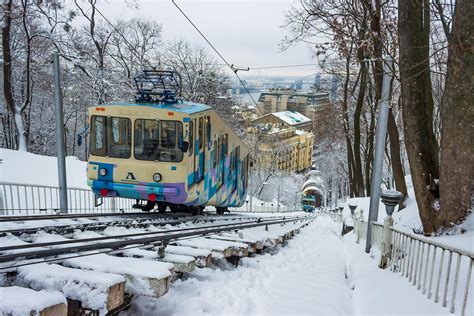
[354,218,473,315]
[0,182,134,216]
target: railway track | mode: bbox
[0,212,314,315]
[0,212,280,236]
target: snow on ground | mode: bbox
[343,175,474,253]
[121,214,453,316]
[123,215,353,316]
[344,233,448,315]
[0,148,88,188]
[0,286,66,315]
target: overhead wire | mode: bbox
[171,0,291,153]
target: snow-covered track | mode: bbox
[0,213,313,315]
[0,211,193,222]
[0,215,312,266]
[0,213,270,237]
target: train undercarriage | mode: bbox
[132,200,229,215]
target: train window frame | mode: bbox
[213,140,218,168]
[90,115,107,157]
[198,117,204,150]
[206,116,211,144]
[90,115,131,159]
[234,146,240,192]
[107,116,131,159]
[134,119,184,163]
[188,120,194,157]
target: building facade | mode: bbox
[250,111,314,173]
[256,89,331,122]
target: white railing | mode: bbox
[0,181,134,216]
[354,218,473,315]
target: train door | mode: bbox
[196,117,205,183]
[187,120,195,188]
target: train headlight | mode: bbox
[99,168,107,176]
[153,173,162,182]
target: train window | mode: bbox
[160,121,177,149]
[90,116,131,158]
[108,117,131,158]
[213,140,218,168]
[90,116,106,156]
[188,121,194,156]
[206,116,211,143]
[134,119,159,161]
[160,121,183,162]
[134,119,183,162]
[198,117,204,150]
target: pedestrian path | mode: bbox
[123,216,353,315]
[344,233,449,315]
[122,214,450,315]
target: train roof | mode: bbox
[100,101,213,115]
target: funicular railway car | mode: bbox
[87,70,250,214]
[301,195,316,212]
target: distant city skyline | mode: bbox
[99,0,322,77]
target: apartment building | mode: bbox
[250,111,314,173]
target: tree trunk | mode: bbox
[399,0,440,234]
[439,0,474,227]
[388,108,408,208]
[353,63,368,197]
[2,0,27,151]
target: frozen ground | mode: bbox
[342,175,474,253]
[122,215,449,316]
[0,148,88,188]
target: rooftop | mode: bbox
[102,101,212,115]
[271,111,312,126]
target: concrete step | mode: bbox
[0,286,67,316]
[174,238,249,258]
[119,248,196,273]
[165,245,212,268]
[62,254,173,298]
[12,263,125,315]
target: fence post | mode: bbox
[0,186,5,215]
[111,197,116,212]
[356,209,364,243]
[379,190,402,269]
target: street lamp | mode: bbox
[348,203,357,217]
[379,190,403,269]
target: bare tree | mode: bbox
[438,0,473,228]
[398,0,440,234]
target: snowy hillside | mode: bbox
[0,149,88,189]
[343,175,474,253]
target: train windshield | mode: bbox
[90,116,131,158]
[302,196,316,206]
[134,119,183,162]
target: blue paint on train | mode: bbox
[102,101,212,115]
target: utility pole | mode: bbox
[365,58,393,253]
[53,52,68,214]
[277,186,280,212]
[249,133,255,213]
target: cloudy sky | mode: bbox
[99,0,320,77]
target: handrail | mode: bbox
[391,226,474,259]
[0,181,88,191]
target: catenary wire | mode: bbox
[171,0,290,153]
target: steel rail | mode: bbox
[0,215,306,252]
[0,211,192,222]
[0,216,312,265]
[0,214,267,236]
